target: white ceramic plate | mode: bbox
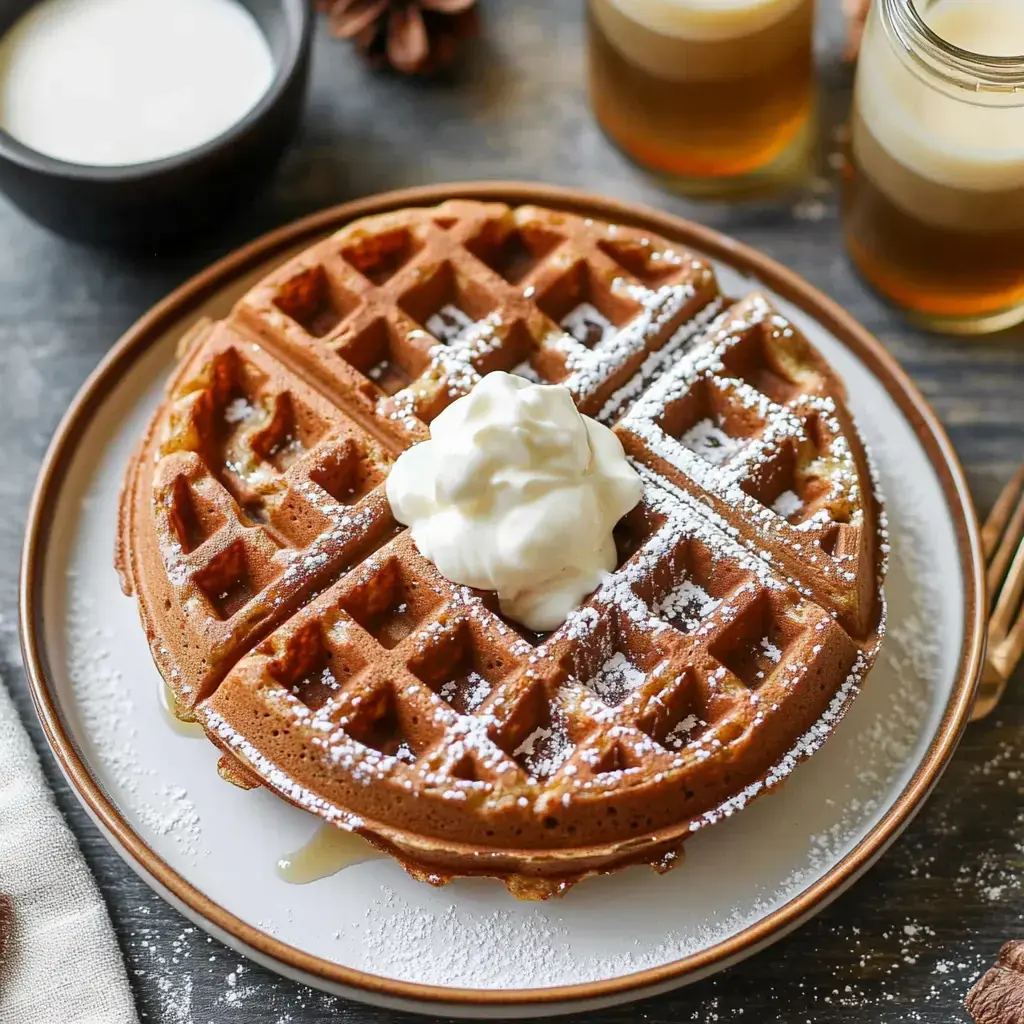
[21,186,983,1017]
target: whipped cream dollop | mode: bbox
[385,372,644,632]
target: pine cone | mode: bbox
[966,941,1024,1024]
[321,0,479,75]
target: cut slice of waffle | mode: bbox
[232,201,719,440]
[117,319,398,713]
[615,293,880,638]
[118,200,886,896]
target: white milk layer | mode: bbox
[0,0,274,167]
[601,0,806,40]
[855,0,1024,196]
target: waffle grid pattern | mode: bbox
[617,293,878,636]
[234,201,719,439]
[119,200,886,895]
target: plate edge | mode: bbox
[17,180,987,1010]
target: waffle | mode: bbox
[117,199,886,898]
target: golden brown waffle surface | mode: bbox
[117,200,887,898]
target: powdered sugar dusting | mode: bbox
[55,208,974,1006]
[200,707,364,830]
[656,579,721,633]
[513,706,573,780]
[66,571,205,861]
[598,297,725,424]
[562,279,698,405]
[772,489,804,519]
[587,651,646,706]
[619,296,869,599]
[679,417,742,465]
[336,463,945,989]
[425,303,475,344]
[559,302,616,348]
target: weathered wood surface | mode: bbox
[2,2,1023,1020]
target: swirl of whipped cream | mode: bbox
[385,371,643,632]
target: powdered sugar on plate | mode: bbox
[47,250,969,1001]
[66,570,206,862]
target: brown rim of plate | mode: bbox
[18,182,985,1010]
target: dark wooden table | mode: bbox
[3,3,1023,1021]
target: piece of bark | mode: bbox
[966,941,1024,1024]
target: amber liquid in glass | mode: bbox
[845,0,1024,333]
[587,0,815,190]
[846,114,1024,331]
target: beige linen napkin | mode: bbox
[0,679,139,1024]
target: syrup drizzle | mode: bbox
[159,683,204,738]
[276,825,384,884]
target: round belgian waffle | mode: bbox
[116,199,887,898]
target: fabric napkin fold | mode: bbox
[0,678,139,1024]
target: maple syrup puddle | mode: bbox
[276,825,385,884]
[159,684,205,738]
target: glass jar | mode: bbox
[844,0,1024,334]
[587,0,816,195]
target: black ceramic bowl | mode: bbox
[0,0,313,249]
